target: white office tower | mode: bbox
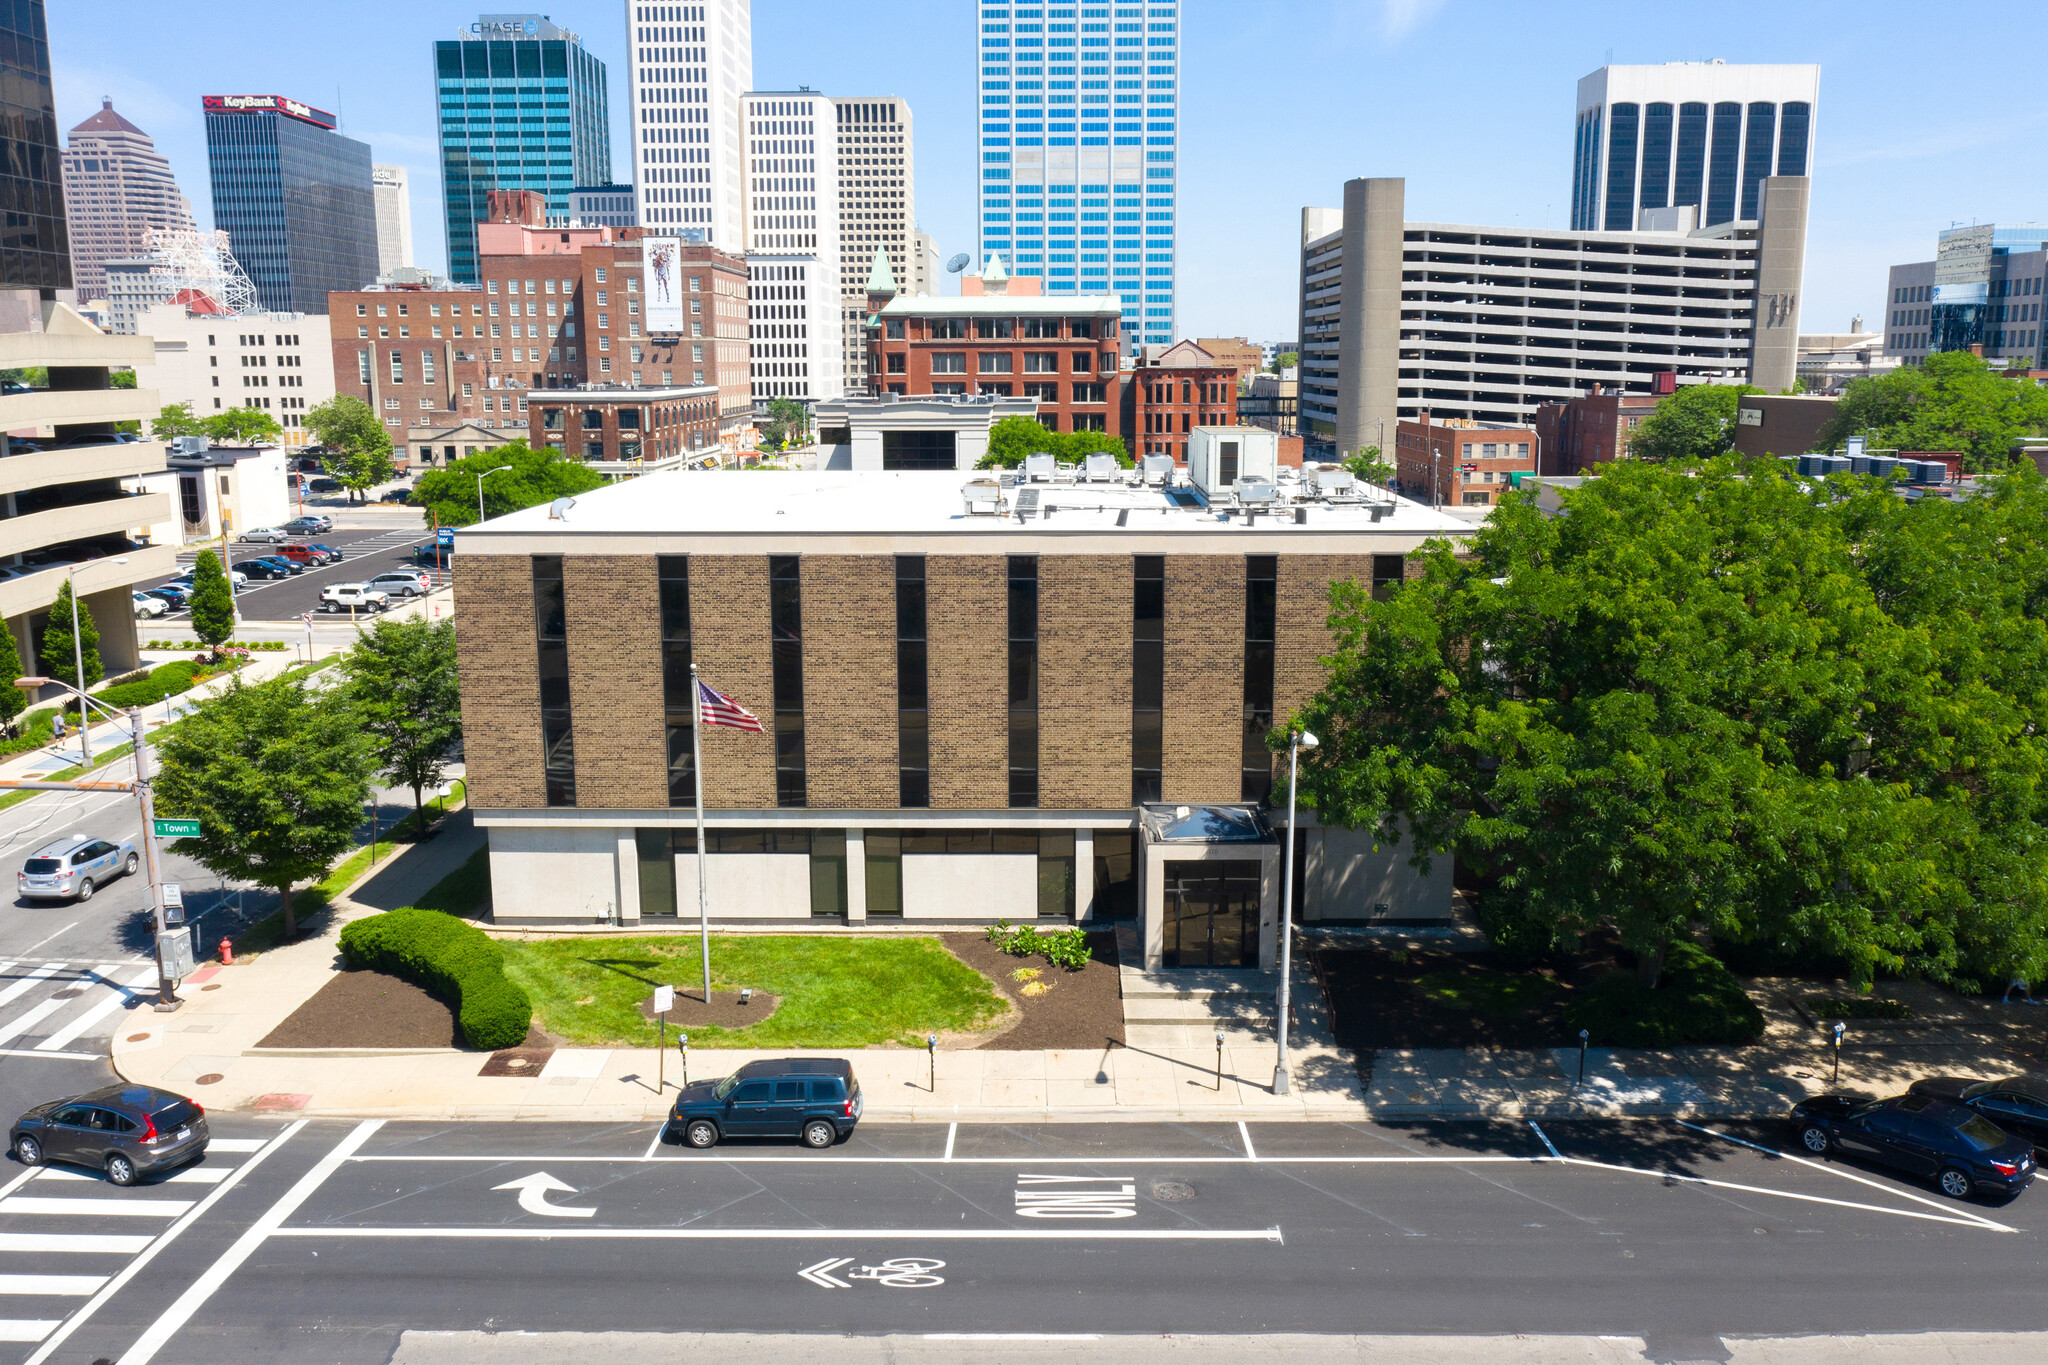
[975,0,1177,348]
[831,96,914,390]
[625,0,752,246]
[741,91,841,403]
[1573,62,1819,231]
[371,165,414,275]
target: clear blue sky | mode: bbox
[49,1,2036,343]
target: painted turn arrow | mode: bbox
[491,1172,597,1218]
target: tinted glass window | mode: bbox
[153,1100,200,1129]
[23,858,58,874]
[1956,1115,2009,1151]
[731,1082,771,1102]
[49,1106,89,1126]
[773,1081,805,1101]
[809,1080,841,1102]
[1863,1108,1913,1138]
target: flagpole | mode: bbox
[690,662,711,1007]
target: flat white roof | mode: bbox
[463,469,1474,553]
[878,294,1124,317]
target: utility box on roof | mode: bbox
[1188,425,1278,498]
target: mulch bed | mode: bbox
[1315,944,1626,1051]
[256,968,462,1049]
[943,930,1124,1051]
[635,988,783,1030]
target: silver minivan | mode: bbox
[19,834,139,902]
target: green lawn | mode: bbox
[1416,967,1565,1019]
[499,934,1009,1049]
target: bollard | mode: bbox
[678,1032,688,1089]
[1215,1030,1225,1091]
[1832,1020,1845,1085]
[219,937,235,967]
[927,1032,938,1094]
[1577,1029,1589,1088]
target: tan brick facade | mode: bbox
[1274,554,1373,728]
[562,556,668,809]
[687,555,777,809]
[453,554,546,810]
[799,555,899,809]
[926,555,1009,808]
[1163,554,1247,803]
[1039,554,1133,808]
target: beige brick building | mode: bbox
[455,467,1467,967]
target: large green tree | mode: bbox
[150,403,202,440]
[1342,444,1394,486]
[305,394,396,503]
[342,617,462,830]
[975,414,1132,469]
[1294,458,2048,993]
[411,439,606,528]
[1626,383,1758,463]
[187,549,236,650]
[199,406,283,445]
[153,676,377,939]
[39,581,101,694]
[1816,350,2048,471]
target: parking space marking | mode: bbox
[350,1152,1548,1166]
[1556,1155,2015,1232]
[270,1226,1285,1243]
[206,1139,268,1154]
[1527,1121,1563,1160]
[1237,1122,1256,1160]
[944,1124,957,1162]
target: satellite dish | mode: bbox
[946,253,971,274]
[547,497,577,521]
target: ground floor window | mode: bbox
[635,827,846,918]
[1161,859,1260,968]
[1092,831,1137,920]
[864,829,1074,919]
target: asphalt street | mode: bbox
[0,1114,2040,1363]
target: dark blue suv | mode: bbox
[670,1058,862,1149]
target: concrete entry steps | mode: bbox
[1114,924,1287,1050]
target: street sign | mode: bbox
[653,985,675,1015]
[154,818,200,838]
[436,528,455,547]
[162,882,183,907]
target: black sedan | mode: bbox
[12,1084,209,1186]
[1792,1092,2036,1199]
[143,584,190,608]
[1909,1074,2048,1155]
[234,559,293,581]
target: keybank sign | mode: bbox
[202,94,337,130]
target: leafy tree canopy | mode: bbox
[150,403,201,440]
[1816,350,2048,471]
[305,394,396,502]
[1295,458,2048,993]
[1627,383,1758,463]
[39,580,101,693]
[976,415,1132,469]
[412,439,606,528]
[199,406,283,445]
[341,616,462,830]
[1342,444,1393,485]
[187,549,236,650]
[1270,351,1297,373]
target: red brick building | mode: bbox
[1393,413,1538,508]
[1125,340,1239,463]
[573,237,750,439]
[864,258,1122,434]
[1532,381,1668,475]
[529,385,723,465]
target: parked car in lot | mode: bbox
[273,543,333,567]
[414,543,453,567]
[380,488,413,504]
[132,592,167,619]
[169,567,247,591]
[283,514,333,534]
[143,584,189,609]
[308,477,340,493]
[669,1058,863,1149]
[1909,1074,2048,1155]
[11,1084,209,1186]
[18,833,139,903]
[234,558,293,581]
[319,583,390,613]
[366,569,431,598]
[239,526,289,543]
[1792,1092,2037,1199]
[305,542,342,564]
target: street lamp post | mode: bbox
[476,464,514,525]
[63,556,127,769]
[1272,729,1318,1097]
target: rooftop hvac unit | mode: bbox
[170,435,210,456]
[1235,478,1279,506]
[1908,460,1944,484]
[1187,428,1277,497]
[1849,455,1873,475]
[1084,452,1118,483]
[1024,451,1056,482]
[1313,467,1358,501]
[961,477,1004,516]
[1140,453,1174,486]
[1865,455,1896,477]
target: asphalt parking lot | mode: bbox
[139,524,442,626]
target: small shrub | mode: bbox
[1010,966,1041,983]
[338,907,533,1050]
[1021,981,1051,998]
[1564,941,1765,1047]
[986,922,1093,972]
[985,919,1015,945]
[1807,995,1913,1021]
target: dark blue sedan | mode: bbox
[1793,1092,2035,1199]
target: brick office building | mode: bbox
[1531,378,1669,475]
[453,470,1466,967]
[1392,413,1538,508]
[865,256,1122,435]
[1125,340,1240,463]
[1194,337,1264,389]
[576,236,751,438]
[529,385,723,465]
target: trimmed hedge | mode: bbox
[1562,940,1766,1047]
[338,908,532,1050]
[96,660,204,711]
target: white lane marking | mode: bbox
[944,1123,956,1162]
[1673,1119,2016,1234]
[0,1048,104,1062]
[798,1256,853,1288]
[0,1198,194,1218]
[206,1139,269,1154]
[0,997,76,1047]
[0,1322,57,1343]
[1238,1121,1257,1160]
[0,1234,152,1254]
[350,1153,1549,1166]
[1558,1156,2015,1232]
[270,1226,1286,1242]
[1528,1120,1563,1160]
[113,1119,380,1365]
[0,965,64,1011]
[38,1167,229,1186]
[0,1167,40,1201]
[21,1121,307,1365]
[0,1276,105,1297]
[927,1336,1105,1342]
[640,1127,666,1161]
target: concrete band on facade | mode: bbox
[455,469,1464,969]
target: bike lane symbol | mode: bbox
[799,1256,946,1288]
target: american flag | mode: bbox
[696,679,765,732]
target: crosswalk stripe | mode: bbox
[0,998,72,1048]
[36,967,156,1052]
[0,1320,57,1342]
[0,1197,195,1218]
[0,1276,105,1296]
[38,1167,228,1186]
[0,1234,152,1253]
[205,1139,267,1154]
[0,966,63,1010]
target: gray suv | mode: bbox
[18,833,139,902]
[12,1084,210,1185]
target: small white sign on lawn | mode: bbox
[653,985,675,1015]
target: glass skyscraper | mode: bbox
[203,95,377,314]
[0,0,70,291]
[976,2,1176,347]
[436,13,612,282]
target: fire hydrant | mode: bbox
[219,938,235,966]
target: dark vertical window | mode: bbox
[810,830,847,919]
[1241,556,1277,803]
[1706,101,1742,225]
[769,555,806,808]
[866,831,902,918]
[1372,553,1407,602]
[636,829,676,916]
[1602,102,1639,230]
[658,557,694,807]
[532,555,575,807]
[1007,555,1039,808]
[1570,110,1592,231]
[1132,555,1164,805]
[1739,101,1777,220]
[1673,102,1708,209]
[1219,439,1239,485]
[1639,102,1673,210]
[1776,101,1810,177]
[896,556,929,807]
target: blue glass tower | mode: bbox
[435,14,612,282]
[976,1,1175,347]
[203,95,376,313]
